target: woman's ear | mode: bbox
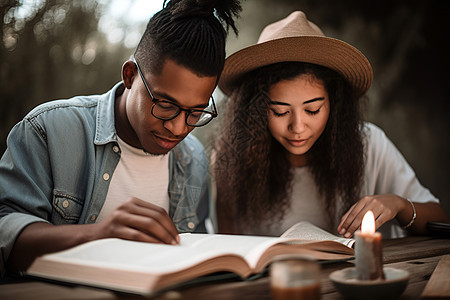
[121,60,137,89]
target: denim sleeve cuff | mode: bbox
[0,213,49,277]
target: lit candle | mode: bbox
[355,210,385,280]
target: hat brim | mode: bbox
[219,36,373,96]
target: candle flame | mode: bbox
[361,210,375,233]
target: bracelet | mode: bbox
[402,198,416,229]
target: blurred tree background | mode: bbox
[1,0,449,217]
[1,0,133,152]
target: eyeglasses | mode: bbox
[134,59,218,127]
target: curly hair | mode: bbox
[214,62,366,233]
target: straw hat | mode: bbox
[219,11,373,96]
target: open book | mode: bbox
[24,221,354,296]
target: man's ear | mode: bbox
[122,60,137,89]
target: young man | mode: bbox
[0,0,241,276]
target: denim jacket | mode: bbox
[0,83,209,277]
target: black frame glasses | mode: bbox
[134,58,218,127]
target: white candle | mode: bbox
[355,210,385,280]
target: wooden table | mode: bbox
[1,236,449,299]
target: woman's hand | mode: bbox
[337,194,408,238]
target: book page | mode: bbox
[280,221,355,247]
[38,234,284,275]
[180,233,294,268]
[39,237,235,275]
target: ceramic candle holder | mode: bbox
[329,267,409,300]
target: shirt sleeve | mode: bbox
[363,122,439,204]
[362,123,439,238]
[0,119,52,277]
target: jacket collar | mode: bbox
[94,82,124,145]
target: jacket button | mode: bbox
[113,146,119,153]
[90,215,97,221]
[187,222,195,229]
[62,200,69,208]
[103,173,110,181]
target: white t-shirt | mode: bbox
[259,123,439,239]
[96,137,170,223]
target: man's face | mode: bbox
[124,59,217,155]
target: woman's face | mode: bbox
[267,74,330,166]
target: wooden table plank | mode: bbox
[421,254,450,299]
[382,237,450,263]
[0,281,118,300]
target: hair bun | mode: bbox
[166,0,241,34]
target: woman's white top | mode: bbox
[259,123,439,239]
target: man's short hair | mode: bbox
[135,0,241,77]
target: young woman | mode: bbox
[214,11,448,239]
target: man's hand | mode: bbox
[7,197,179,273]
[93,197,179,245]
